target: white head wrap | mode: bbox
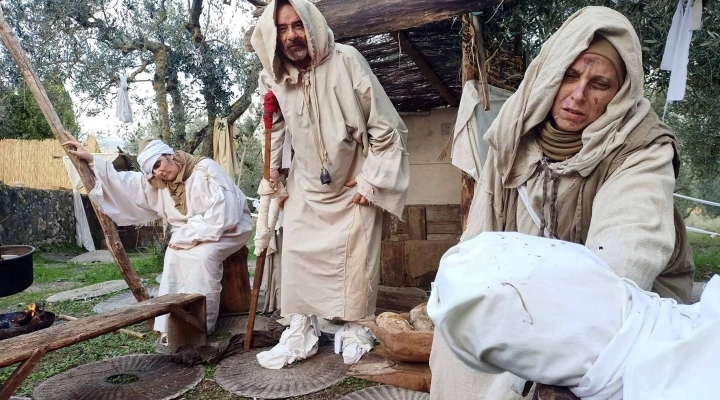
[137,139,174,178]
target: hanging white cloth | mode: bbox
[450,81,513,180]
[662,0,703,104]
[115,75,133,123]
[428,232,720,400]
[62,156,96,251]
[212,118,240,177]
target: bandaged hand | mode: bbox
[345,178,370,206]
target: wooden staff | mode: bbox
[244,92,277,350]
[0,11,150,305]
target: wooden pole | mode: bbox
[0,10,150,304]
[460,14,483,231]
[245,108,274,350]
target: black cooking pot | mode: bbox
[0,245,35,297]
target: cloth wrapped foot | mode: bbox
[257,314,321,369]
[333,322,376,364]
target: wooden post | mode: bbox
[0,10,150,304]
[459,14,485,230]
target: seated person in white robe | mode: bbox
[63,137,253,338]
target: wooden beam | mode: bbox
[0,347,46,400]
[391,31,458,107]
[460,14,484,231]
[244,0,503,52]
[0,10,150,305]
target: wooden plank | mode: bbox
[347,351,431,393]
[0,347,45,400]
[392,31,458,107]
[406,240,456,283]
[425,205,461,222]
[381,241,407,287]
[0,10,150,305]
[244,0,503,51]
[0,293,204,368]
[407,206,427,240]
[427,233,461,241]
[427,220,462,235]
[219,246,252,314]
[376,286,428,313]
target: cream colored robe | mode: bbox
[251,0,409,320]
[88,157,253,333]
[431,7,681,400]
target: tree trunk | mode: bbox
[201,113,216,158]
[152,46,171,142]
[167,74,186,148]
[236,136,249,186]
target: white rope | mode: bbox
[674,193,720,208]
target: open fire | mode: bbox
[0,302,55,339]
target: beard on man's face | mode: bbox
[281,38,308,62]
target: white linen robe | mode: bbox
[251,0,410,321]
[88,157,253,333]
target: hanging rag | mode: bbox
[662,0,703,104]
[115,75,133,123]
[212,118,240,177]
[450,81,513,180]
[62,155,96,251]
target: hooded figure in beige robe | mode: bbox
[429,7,694,400]
[250,0,409,323]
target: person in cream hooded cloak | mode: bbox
[429,7,694,400]
[250,0,409,323]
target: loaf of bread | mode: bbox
[409,302,434,331]
[376,312,415,333]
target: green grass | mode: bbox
[689,232,720,281]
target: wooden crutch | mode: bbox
[245,91,279,350]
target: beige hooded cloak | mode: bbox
[430,7,693,400]
[251,0,409,321]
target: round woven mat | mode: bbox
[46,280,129,303]
[341,386,430,400]
[93,286,160,314]
[68,250,115,264]
[32,354,203,400]
[215,345,348,398]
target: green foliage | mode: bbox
[0,76,79,139]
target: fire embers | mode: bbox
[1,302,46,329]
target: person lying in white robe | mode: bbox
[428,232,719,400]
[63,136,253,339]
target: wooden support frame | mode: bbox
[392,31,458,107]
[0,348,46,400]
[0,10,150,304]
[0,294,206,398]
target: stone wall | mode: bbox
[0,184,75,246]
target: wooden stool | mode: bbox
[219,246,252,314]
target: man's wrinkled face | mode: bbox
[550,53,621,131]
[276,3,309,63]
[152,154,180,181]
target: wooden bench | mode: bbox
[0,293,206,400]
[219,246,252,314]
